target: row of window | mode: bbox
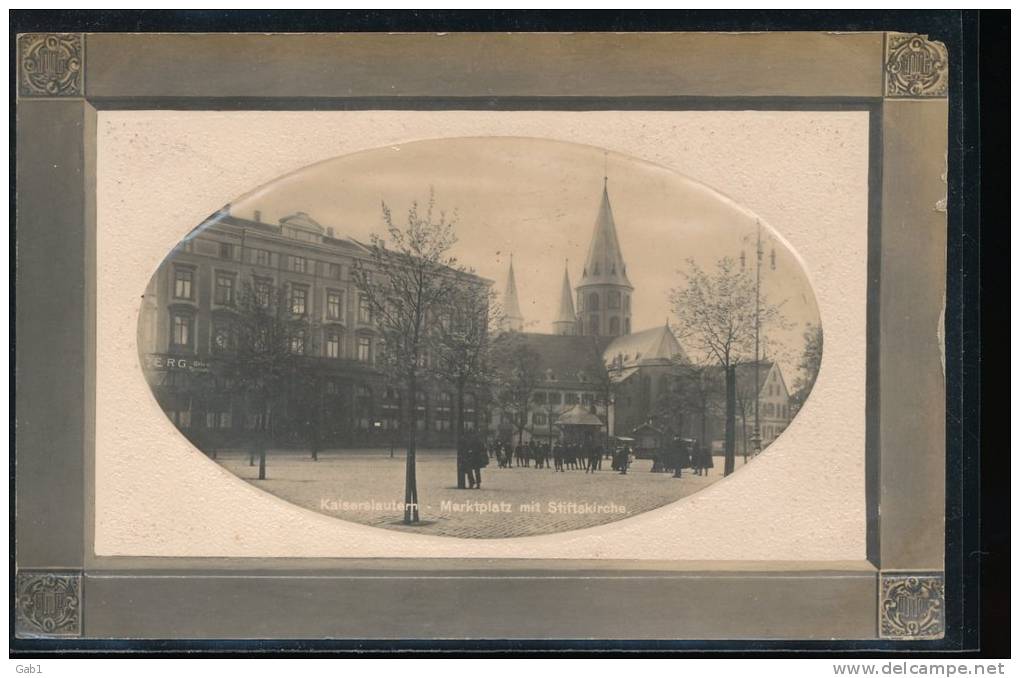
[172,312,379,363]
[532,391,596,407]
[577,290,630,312]
[201,236,347,280]
[173,266,372,323]
[762,402,791,419]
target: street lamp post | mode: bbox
[752,221,762,457]
[742,219,775,458]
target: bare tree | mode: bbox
[351,189,465,524]
[791,322,824,413]
[653,358,721,452]
[670,257,784,476]
[733,369,758,462]
[586,336,617,453]
[493,335,542,448]
[225,280,316,480]
[431,284,502,488]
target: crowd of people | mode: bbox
[455,434,714,489]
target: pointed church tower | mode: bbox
[552,261,577,335]
[575,177,634,337]
[500,255,524,332]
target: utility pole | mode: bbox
[752,219,762,457]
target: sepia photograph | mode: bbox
[14,17,981,651]
[137,137,822,538]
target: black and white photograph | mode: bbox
[15,16,989,655]
[137,137,822,538]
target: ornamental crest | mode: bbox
[16,572,82,637]
[880,573,944,639]
[19,33,84,97]
[885,33,948,98]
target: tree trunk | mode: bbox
[404,375,420,524]
[258,401,269,480]
[455,384,466,489]
[740,407,748,462]
[311,382,321,461]
[724,365,736,476]
[700,407,708,464]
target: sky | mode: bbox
[230,137,820,380]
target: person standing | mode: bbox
[699,440,714,476]
[457,436,472,489]
[470,433,487,489]
[672,436,691,478]
[588,441,602,473]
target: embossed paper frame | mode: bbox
[14,27,968,650]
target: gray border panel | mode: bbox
[83,32,885,99]
[83,569,878,640]
[15,100,87,570]
[876,99,948,570]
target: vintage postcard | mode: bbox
[15,27,961,645]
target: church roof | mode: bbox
[494,332,607,387]
[603,324,687,369]
[732,360,782,397]
[579,184,632,289]
[556,404,604,427]
[553,264,576,323]
[502,258,523,321]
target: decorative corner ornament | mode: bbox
[18,33,84,98]
[885,33,948,98]
[879,572,945,639]
[16,571,82,637]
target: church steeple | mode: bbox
[579,183,632,288]
[576,178,634,338]
[552,261,577,336]
[500,255,524,332]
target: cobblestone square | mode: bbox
[218,448,744,538]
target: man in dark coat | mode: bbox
[469,433,487,489]
[672,437,692,478]
[587,442,602,473]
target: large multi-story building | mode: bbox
[139,207,490,451]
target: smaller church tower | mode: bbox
[500,255,524,332]
[552,261,577,336]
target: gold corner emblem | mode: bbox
[879,572,945,639]
[18,33,84,98]
[885,33,948,98]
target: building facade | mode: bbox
[139,207,489,452]
[644,360,793,456]
[488,333,610,445]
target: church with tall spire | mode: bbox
[575,176,634,338]
[488,161,792,452]
[491,171,689,444]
